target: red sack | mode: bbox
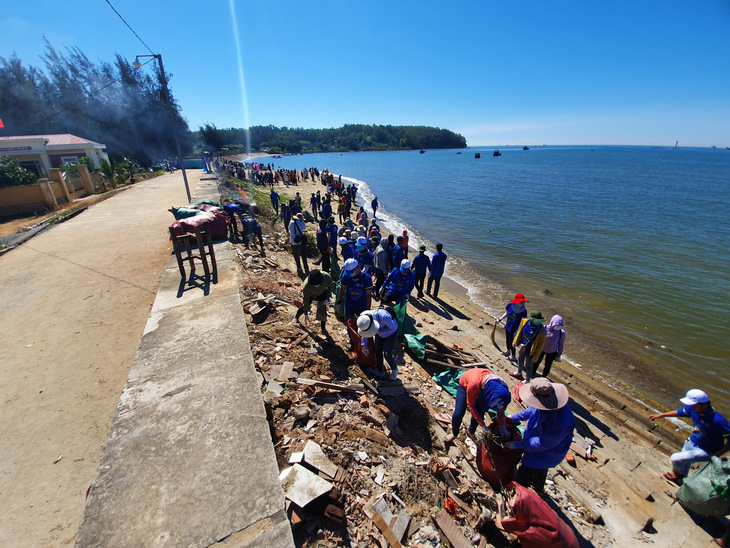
[171,210,229,241]
[346,318,375,367]
[476,421,524,490]
[502,482,579,548]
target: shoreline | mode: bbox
[235,156,688,416]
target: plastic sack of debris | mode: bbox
[404,333,429,360]
[170,206,203,219]
[188,202,221,213]
[676,456,730,517]
[171,210,229,240]
[346,318,375,367]
[501,482,579,548]
[476,421,524,490]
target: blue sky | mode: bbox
[2,0,729,147]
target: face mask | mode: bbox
[513,302,524,310]
[552,325,563,331]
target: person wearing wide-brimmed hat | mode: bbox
[357,308,399,380]
[498,294,529,360]
[509,311,547,383]
[504,378,575,492]
[649,389,730,484]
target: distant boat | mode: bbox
[474,153,481,158]
[419,149,426,154]
[523,146,530,150]
[711,146,716,149]
[493,150,501,157]
[456,152,462,154]
[674,141,678,149]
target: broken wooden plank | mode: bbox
[434,508,472,548]
[296,378,365,393]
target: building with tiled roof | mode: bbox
[0,134,109,179]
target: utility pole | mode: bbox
[135,54,191,202]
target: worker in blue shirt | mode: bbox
[269,190,279,215]
[336,259,373,322]
[426,243,447,298]
[649,389,730,483]
[506,378,575,492]
[380,259,415,305]
[411,245,431,298]
[392,236,406,270]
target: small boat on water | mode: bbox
[474,153,481,158]
[493,150,501,157]
[419,149,426,154]
[456,152,462,154]
[523,146,530,150]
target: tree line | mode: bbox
[0,40,191,165]
[198,123,468,154]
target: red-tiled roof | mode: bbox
[0,134,104,146]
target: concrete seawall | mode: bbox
[76,177,294,547]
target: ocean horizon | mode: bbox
[258,145,729,410]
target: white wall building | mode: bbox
[0,134,109,179]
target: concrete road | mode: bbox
[0,170,200,546]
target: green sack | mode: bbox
[170,206,203,220]
[404,334,429,360]
[392,299,420,337]
[193,200,220,207]
[432,369,464,397]
[676,456,730,517]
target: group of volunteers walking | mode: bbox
[496,293,565,383]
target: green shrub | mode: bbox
[0,156,38,187]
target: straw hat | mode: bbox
[518,378,569,410]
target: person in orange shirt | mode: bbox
[445,368,512,444]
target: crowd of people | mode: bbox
[219,159,729,541]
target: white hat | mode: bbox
[680,389,709,406]
[343,258,359,272]
[357,312,380,338]
[400,259,411,271]
[338,236,348,245]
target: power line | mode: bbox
[104,0,155,55]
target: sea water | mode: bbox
[267,146,730,408]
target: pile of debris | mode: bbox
[230,235,606,547]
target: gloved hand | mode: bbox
[361,345,370,357]
[498,425,511,441]
[556,355,562,362]
[302,312,309,324]
[504,441,518,450]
